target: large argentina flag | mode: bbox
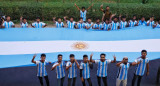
[0,25,160,68]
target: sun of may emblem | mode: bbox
[72,42,88,50]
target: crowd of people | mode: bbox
[0,4,160,30]
[31,50,149,86]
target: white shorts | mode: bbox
[116,78,127,86]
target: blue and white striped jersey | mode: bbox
[147,20,154,26]
[111,21,119,30]
[77,22,86,29]
[2,21,14,28]
[80,62,91,79]
[67,21,76,29]
[129,20,137,27]
[102,22,111,30]
[55,21,64,28]
[36,60,49,77]
[156,24,160,28]
[80,10,87,21]
[95,60,111,77]
[21,22,28,28]
[32,22,46,28]
[93,23,103,30]
[138,20,147,26]
[120,21,127,29]
[117,63,130,80]
[85,22,93,29]
[66,61,79,78]
[135,57,149,76]
[52,61,66,79]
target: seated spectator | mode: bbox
[147,16,155,26]
[20,16,28,28]
[153,18,160,28]
[119,15,128,29]
[64,16,76,29]
[92,18,103,30]
[31,17,47,28]
[53,17,64,28]
[85,18,94,30]
[129,15,138,27]
[102,18,111,31]
[138,16,147,26]
[76,17,86,29]
[111,16,120,30]
[2,16,15,28]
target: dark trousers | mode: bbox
[82,78,92,86]
[68,77,77,86]
[157,67,160,84]
[38,75,49,86]
[57,77,65,86]
[132,74,143,86]
[97,76,108,86]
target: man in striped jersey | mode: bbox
[31,54,52,86]
[85,18,94,30]
[2,16,15,28]
[131,50,149,86]
[53,17,64,28]
[129,15,138,27]
[138,16,147,26]
[76,17,86,29]
[90,53,116,86]
[64,16,76,29]
[153,19,160,28]
[80,55,93,86]
[20,16,28,28]
[116,57,130,86]
[111,16,120,30]
[102,18,111,31]
[92,18,103,30]
[119,15,128,29]
[75,3,94,22]
[51,54,66,86]
[147,16,155,26]
[31,17,47,28]
[66,54,80,86]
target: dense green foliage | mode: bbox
[0,1,160,21]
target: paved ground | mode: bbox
[0,59,160,86]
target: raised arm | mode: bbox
[87,3,94,11]
[63,16,68,23]
[53,17,56,24]
[147,18,152,26]
[20,16,23,24]
[100,4,104,12]
[75,3,80,11]
[90,53,95,63]
[31,54,37,64]
[111,55,116,63]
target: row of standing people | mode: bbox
[31,50,149,86]
[1,15,160,30]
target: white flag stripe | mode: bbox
[0,39,160,55]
